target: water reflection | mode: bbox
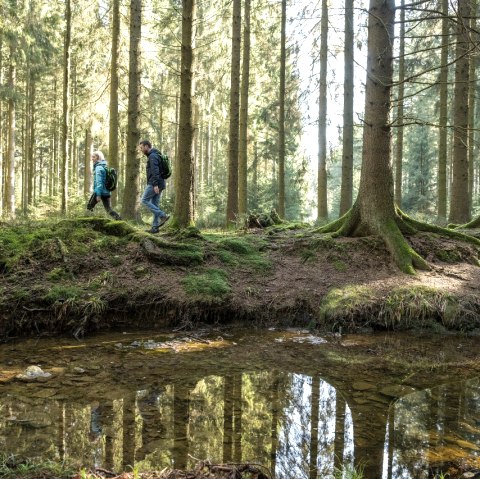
[1,331,480,478]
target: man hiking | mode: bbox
[139,140,170,234]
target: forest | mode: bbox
[0,0,478,236]
[3,1,480,478]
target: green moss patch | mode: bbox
[211,236,272,272]
[182,268,231,298]
[319,284,480,332]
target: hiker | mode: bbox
[87,150,121,220]
[139,139,170,234]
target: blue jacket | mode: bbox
[145,148,166,189]
[93,159,111,196]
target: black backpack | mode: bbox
[159,153,172,179]
[104,166,118,191]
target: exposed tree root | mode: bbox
[448,215,480,230]
[314,206,480,274]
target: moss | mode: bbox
[46,267,75,282]
[319,285,375,330]
[435,249,464,263]
[319,284,480,332]
[209,236,271,272]
[333,260,347,272]
[182,268,231,298]
[42,285,84,303]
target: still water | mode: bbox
[0,328,479,478]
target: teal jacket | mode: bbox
[93,160,111,196]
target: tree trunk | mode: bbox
[449,0,470,224]
[339,0,354,216]
[309,376,320,479]
[278,0,286,218]
[5,43,16,217]
[317,0,328,221]
[121,0,142,220]
[226,0,241,226]
[60,0,71,215]
[84,128,92,197]
[437,0,449,222]
[467,0,477,215]
[222,375,234,463]
[109,0,120,206]
[238,0,251,217]
[394,0,405,208]
[318,0,439,274]
[173,0,196,228]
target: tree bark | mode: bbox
[5,42,16,217]
[394,0,405,208]
[339,0,354,216]
[278,0,286,218]
[226,0,241,226]
[238,0,251,217]
[449,0,470,224]
[60,0,71,215]
[173,0,196,228]
[437,0,449,222]
[109,0,120,206]
[121,0,142,220]
[317,0,328,221]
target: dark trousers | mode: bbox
[87,193,121,220]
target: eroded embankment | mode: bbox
[2,217,480,338]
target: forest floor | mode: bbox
[2,215,480,338]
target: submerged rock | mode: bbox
[16,365,52,380]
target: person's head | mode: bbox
[139,140,152,155]
[91,150,105,163]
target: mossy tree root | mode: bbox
[447,215,480,230]
[313,206,477,274]
[397,209,480,247]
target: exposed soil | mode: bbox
[2,218,480,338]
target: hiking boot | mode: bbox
[146,227,160,234]
[158,215,170,227]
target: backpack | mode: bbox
[159,153,172,179]
[104,166,118,191]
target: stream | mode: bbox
[0,328,479,478]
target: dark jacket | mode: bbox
[145,148,166,189]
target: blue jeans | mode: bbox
[141,185,166,227]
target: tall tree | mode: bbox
[226,0,241,226]
[238,0,251,217]
[437,0,449,222]
[60,0,71,215]
[319,0,429,273]
[109,0,120,205]
[317,0,328,221]
[467,0,477,214]
[339,0,354,216]
[278,0,286,218]
[394,0,405,207]
[449,0,470,224]
[5,39,16,216]
[173,0,196,228]
[121,0,142,220]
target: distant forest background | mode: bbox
[0,0,478,228]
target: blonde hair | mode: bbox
[92,150,105,162]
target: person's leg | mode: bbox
[87,193,97,211]
[141,185,163,228]
[101,196,121,220]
